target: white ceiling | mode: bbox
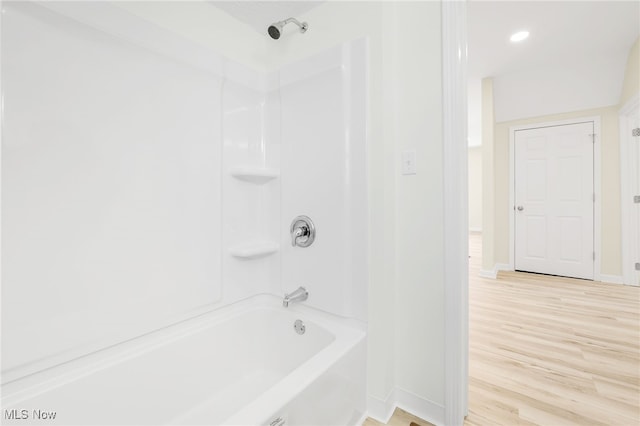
[210,1,639,80]
[468,0,640,81]
[210,1,324,36]
[468,0,639,143]
[207,1,639,142]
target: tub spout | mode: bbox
[283,286,308,307]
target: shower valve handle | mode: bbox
[290,216,315,247]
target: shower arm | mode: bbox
[283,18,308,33]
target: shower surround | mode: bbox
[1,2,368,425]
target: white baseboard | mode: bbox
[394,387,445,426]
[482,268,623,285]
[479,263,511,279]
[599,274,623,284]
[495,263,511,273]
[479,269,497,279]
[367,389,397,424]
[367,387,445,426]
[353,412,368,426]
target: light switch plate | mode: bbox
[401,150,416,175]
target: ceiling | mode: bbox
[210,1,639,81]
[210,1,324,36]
[468,0,640,81]
[208,1,639,141]
[467,0,639,144]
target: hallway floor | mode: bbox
[363,233,639,425]
[466,232,640,425]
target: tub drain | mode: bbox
[269,417,284,426]
[270,417,285,426]
[294,319,306,335]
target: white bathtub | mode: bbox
[1,295,366,426]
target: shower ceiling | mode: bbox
[210,1,324,35]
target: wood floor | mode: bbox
[364,233,639,426]
[362,408,433,426]
[466,232,639,425]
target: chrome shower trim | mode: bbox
[268,17,308,40]
[283,18,308,33]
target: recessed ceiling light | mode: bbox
[510,31,530,43]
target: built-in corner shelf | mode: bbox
[229,167,279,184]
[228,241,279,259]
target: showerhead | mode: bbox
[268,17,308,40]
[268,22,283,40]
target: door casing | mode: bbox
[508,116,602,281]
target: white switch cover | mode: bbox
[401,150,417,175]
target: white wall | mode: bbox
[468,78,482,147]
[493,53,628,122]
[263,1,446,421]
[113,1,270,72]
[392,2,444,415]
[255,0,398,409]
[279,39,368,321]
[2,0,368,383]
[481,78,496,272]
[468,147,483,231]
[619,37,640,107]
[221,72,282,304]
[2,1,448,422]
[2,1,224,380]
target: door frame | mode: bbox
[620,93,640,286]
[442,1,468,424]
[508,116,602,281]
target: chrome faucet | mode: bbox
[291,226,306,246]
[290,216,315,247]
[283,286,308,307]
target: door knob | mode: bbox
[517,206,524,211]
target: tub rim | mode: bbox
[1,294,366,413]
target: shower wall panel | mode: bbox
[221,71,281,303]
[1,1,367,384]
[1,2,223,381]
[280,40,368,321]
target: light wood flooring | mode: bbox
[363,408,433,426]
[466,232,639,425]
[364,233,639,426]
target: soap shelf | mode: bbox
[230,167,279,184]
[228,241,279,259]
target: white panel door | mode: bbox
[514,122,594,279]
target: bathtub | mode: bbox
[1,295,367,425]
